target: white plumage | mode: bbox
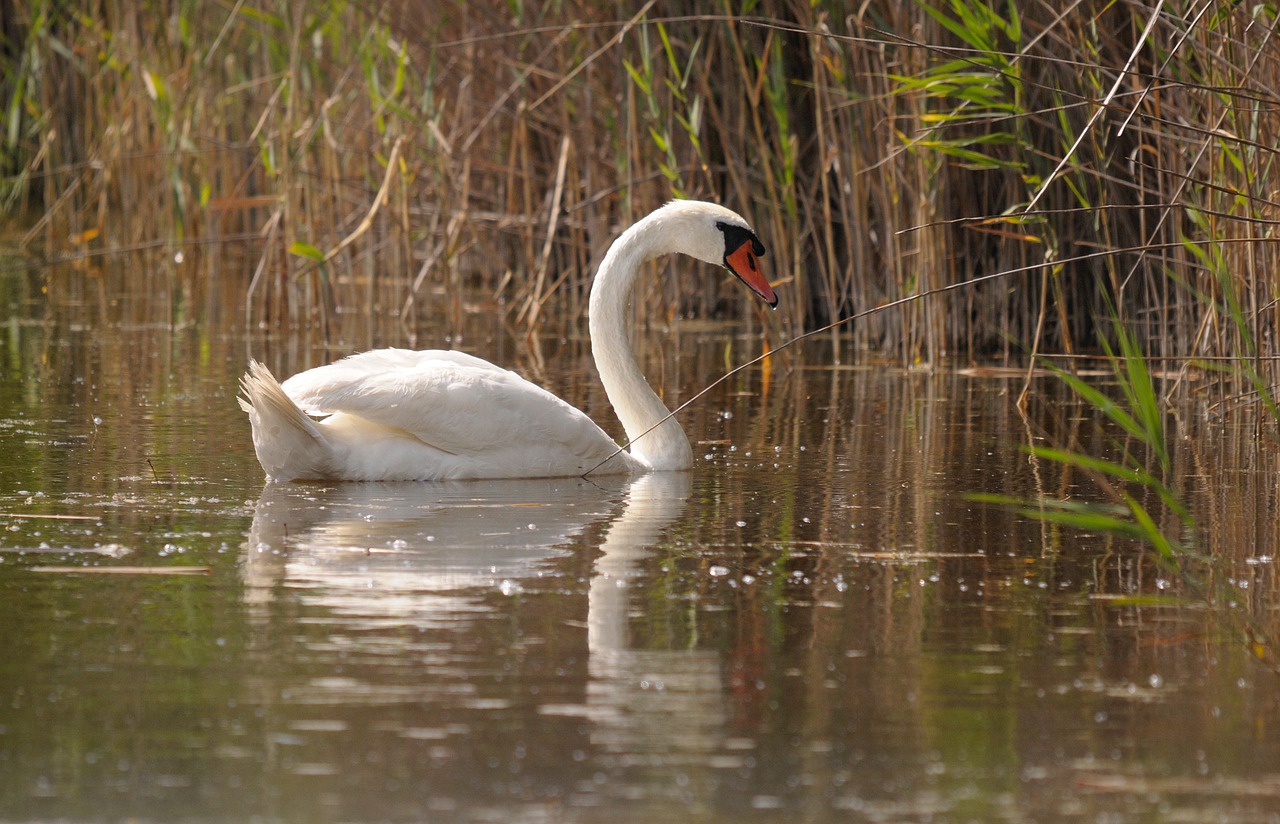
[240,200,775,481]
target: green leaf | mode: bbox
[1123,494,1179,562]
[919,2,991,51]
[1046,362,1150,448]
[288,241,325,261]
[648,127,669,154]
[970,493,1145,538]
[1090,594,1189,607]
[1027,507,1145,538]
[622,60,651,97]
[1026,446,1155,487]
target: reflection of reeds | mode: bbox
[2,2,1278,367]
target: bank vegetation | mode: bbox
[1,0,1276,372]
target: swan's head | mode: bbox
[649,200,777,308]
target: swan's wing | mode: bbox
[280,349,620,460]
[282,348,497,412]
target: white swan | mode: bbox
[239,200,776,481]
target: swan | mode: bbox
[239,199,776,481]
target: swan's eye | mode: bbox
[716,221,766,264]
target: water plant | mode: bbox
[974,312,1199,577]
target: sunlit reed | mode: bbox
[2,1,1276,379]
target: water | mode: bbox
[1,260,1278,823]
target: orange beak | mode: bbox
[725,241,777,308]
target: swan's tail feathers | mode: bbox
[239,360,330,482]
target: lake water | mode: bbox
[1,258,1278,823]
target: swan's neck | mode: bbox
[588,217,693,471]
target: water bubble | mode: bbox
[709,565,730,577]
[735,520,747,528]
[1148,674,1163,689]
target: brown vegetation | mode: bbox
[2,1,1277,367]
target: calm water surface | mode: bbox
[0,261,1278,823]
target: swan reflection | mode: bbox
[243,477,629,627]
[581,473,727,764]
[242,472,722,773]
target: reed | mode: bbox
[1,0,1277,373]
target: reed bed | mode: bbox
[1,0,1277,370]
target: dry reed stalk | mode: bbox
[1,0,1277,377]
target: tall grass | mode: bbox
[1,0,1277,372]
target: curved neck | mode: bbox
[588,216,692,471]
